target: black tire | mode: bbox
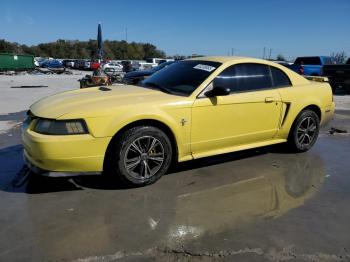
[288,110,320,152]
[106,126,172,186]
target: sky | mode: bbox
[1,0,349,60]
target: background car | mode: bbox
[123,61,175,84]
[145,58,174,66]
[102,62,123,71]
[73,59,87,70]
[83,61,91,70]
[41,59,64,69]
[289,56,335,76]
[323,58,350,93]
[271,60,293,67]
[62,59,75,68]
[90,61,101,70]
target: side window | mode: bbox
[270,66,291,87]
[214,63,273,93]
[213,66,236,92]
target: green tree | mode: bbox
[142,43,165,59]
[276,54,286,61]
[0,39,166,60]
[331,51,347,64]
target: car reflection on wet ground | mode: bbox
[0,121,350,261]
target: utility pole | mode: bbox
[269,48,272,60]
[231,48,234,56]
[125,27,128,42]
[262,47,266,59]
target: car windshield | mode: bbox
[153,61,174,71]
[140,60,221,96]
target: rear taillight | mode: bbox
[299,66,304,75]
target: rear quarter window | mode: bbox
[270,66,291,87]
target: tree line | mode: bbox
[0,39,166,60]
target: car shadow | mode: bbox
[73,146,270,190]
[0,145,84,194]
[0,143,275,194]
[168,146,269,174]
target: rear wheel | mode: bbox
[107,126,172,186]
[288,110,320,152]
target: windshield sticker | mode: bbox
[193,64,216,72]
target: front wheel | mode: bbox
[107,126,172,186]
[288,110,320,152]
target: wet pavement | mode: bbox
[0,113,350,261]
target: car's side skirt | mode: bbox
[191,138,287,160]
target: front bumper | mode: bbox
[22,127,111,176]
[23,152,100,177]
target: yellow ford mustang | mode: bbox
[22,56,334,186]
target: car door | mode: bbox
[191,63,282,157]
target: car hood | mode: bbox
[30,85,188,119]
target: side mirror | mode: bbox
[205,85,231,97]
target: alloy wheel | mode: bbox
[123,136,165,181]
[296,116,317,147]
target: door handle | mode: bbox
[265,97,275,103]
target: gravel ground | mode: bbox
[0,74,350,261]
[0,71,84,133]
[334,95,350,110]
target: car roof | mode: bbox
[188,56,247,63]
[188,56,276,64]
[187,56,310,86]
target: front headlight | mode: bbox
[33,119,89,135]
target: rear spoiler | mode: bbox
[303,75,329,82]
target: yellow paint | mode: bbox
[23,56,335,173]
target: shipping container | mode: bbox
[0,53,35,71]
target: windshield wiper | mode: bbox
[143,82,172,94]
